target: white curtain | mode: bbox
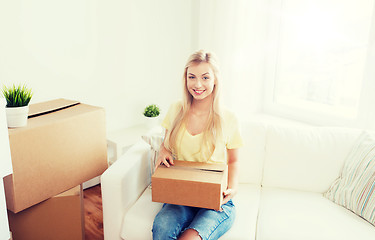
[0,98,12,240]
[193,0,269,121]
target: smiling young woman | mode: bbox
[152,50,243,240]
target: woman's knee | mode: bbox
[178,228,202,240]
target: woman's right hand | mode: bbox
[154,144,174,171]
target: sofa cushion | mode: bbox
[262,125,360,192]
[324,131,375,226]
[121,184,261,240]
[256,187,375,240]
[121,186,163,240]
[239,121,267,184]
[219,184,261,240]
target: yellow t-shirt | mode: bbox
[162,101,243,164]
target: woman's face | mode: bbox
[186,62,216,101]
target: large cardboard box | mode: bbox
[4,99,108,213]
[7,185,84,240]
[151,160,228,210]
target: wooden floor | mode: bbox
[84,184,104,240]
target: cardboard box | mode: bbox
[151,160,228,210]
[7,185,84,240]
[4,99,108,213]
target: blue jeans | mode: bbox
[152,200,235,240]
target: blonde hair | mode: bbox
[164,50,222,161]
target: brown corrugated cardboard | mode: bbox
[4,99,108,213]
[152,160,228,210]
[7,185,84,240]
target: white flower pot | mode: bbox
[5,106,29,128]
[144,115,160,130]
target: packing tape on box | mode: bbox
[168,165,224,173]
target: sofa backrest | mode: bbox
[239,115,362,193]
[238,120,267,185]
[239,115,310,185]
[262,125,360,193]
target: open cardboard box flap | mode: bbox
[169,160,226,171]
[28,99,80,118]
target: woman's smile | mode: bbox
[193,89,206,95]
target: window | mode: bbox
[264,0,375,126]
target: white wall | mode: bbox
[2,1,372,132]
[0,99,12,240]
[0,0,193,133]
[0,178,9,240]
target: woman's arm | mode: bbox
[223,148,239,204]
[154,130,174,171]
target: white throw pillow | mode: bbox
[142,132,164,176]
[324,131,375,226]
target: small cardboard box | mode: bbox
[4,99,108,213]
[151,160,228,210]
[7,185,84,240]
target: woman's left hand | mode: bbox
[222,188,237,205]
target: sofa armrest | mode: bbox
[101,140,151,240]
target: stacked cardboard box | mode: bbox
[7,185,84,240]
[3,99,108,239]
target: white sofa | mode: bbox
[101,116,375,240]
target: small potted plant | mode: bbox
[143,104,160,129]
[2,84,33,128]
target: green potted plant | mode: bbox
[143,104,160,129]
[143,104,160,118]
[2,84,33,128]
